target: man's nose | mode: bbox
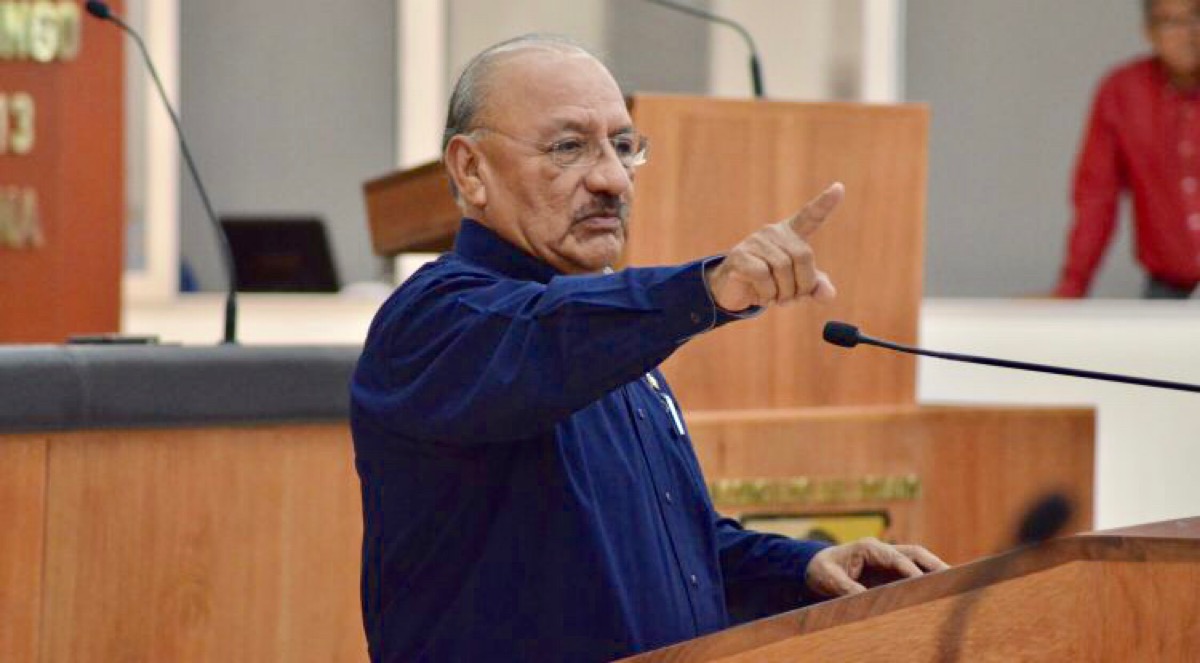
[583,145,633,196]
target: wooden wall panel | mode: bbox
[627,96,928,411]
[41,424,364,663]
[0,435,47,663]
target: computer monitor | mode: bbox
[220,216,340,293]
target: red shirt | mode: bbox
[1057,56,1200,296]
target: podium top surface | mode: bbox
[1084,517,1200,540]
[624,517,1200,661]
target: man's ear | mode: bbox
[445,135,487,209]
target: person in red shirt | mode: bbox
[1056,0,1200,298]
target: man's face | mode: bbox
[464,50,637,274]
[1147,0,1200,79]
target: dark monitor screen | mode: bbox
[220,216,340,293]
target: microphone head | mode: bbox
[85,1,111,19]
[822,321,861,348]
[1016,493,1073,545]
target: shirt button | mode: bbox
[1182,141,1195,157]
[689,574,699,587]
[1184,177,1198,194]
[690,312,702,324]
[637,408,646,420]
[1190,214,1200,231]
[664,491,673,504]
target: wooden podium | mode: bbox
[623,518,1200,661]
[363,95,1094,566]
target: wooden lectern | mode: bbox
[622,518,1200,661]
[363,95,1094,565]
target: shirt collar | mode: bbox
[1151,57,1200,99]
[453,218,560,284]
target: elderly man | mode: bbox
[1055,0,1200,298]
[351,35,945,662]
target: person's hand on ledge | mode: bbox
[805,537,949,597]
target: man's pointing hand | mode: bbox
[704,182,844,313]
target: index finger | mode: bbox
[787,182,845,238]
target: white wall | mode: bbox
[447,0,607,76]
[121,0,180,303]
[710,0,849,100]
[178,0,397,291]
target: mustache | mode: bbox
[573,196,630,223]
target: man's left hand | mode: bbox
[805,537,949,597]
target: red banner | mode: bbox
[0,0,123,342]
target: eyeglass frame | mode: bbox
[465,126,650,170]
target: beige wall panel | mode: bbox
[628,96,927,411]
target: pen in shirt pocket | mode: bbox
[644,373,686,436]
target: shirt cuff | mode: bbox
[700,255,764,324]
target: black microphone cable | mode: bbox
[87,1,239,344]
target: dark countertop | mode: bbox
[0,344,360,432]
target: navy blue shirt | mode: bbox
[351,219,828,662]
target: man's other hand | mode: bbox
[805,537,949,597]
[704,182,844,313]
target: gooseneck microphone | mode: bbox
[823,321,1200,394]
[87,1,239,344]
[939,491,1074,663]
[643,0,766,99]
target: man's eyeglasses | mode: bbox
[469,127,650,170]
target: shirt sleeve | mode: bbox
[354,258,743,443]
[714,515,831,624]
[1056,76,1126,297]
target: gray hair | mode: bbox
[441,34,602,202]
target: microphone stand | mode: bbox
[88,2,239,344]
[644,0,766,99]
[824,321,1200,394]
[935,494,1073,663]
